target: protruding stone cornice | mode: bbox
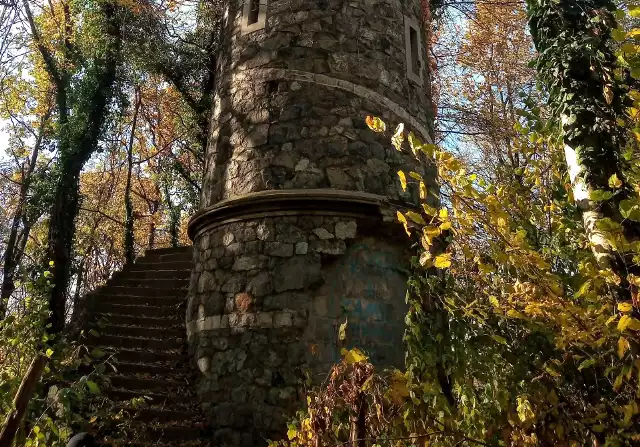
[188,189,399,240]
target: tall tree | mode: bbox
[527,0,640,312]
[20,0,124,334]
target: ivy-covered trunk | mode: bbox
[37,0,122,335]
[527,0,640,311]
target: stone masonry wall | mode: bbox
[202,0,434,206]
[188,214,410,445]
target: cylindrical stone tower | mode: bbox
[186,0,435,445]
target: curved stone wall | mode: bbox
[188,0,434,445]
[202,0,434,205]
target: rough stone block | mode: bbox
[264,242,294,257]
[295,241,308,255]
[335,221,357,239]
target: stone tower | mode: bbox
[186,0,434,445]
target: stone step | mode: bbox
[117,407,201,423]
[108,389,177,406]
[137,252,193,264]
[107,348,185,365]
[123,261,193,273]
[94,313,181,329]
[145,246,193,256]
[110,361,180,377]
[93,302,182,318]
[107,277,190,289]
[109,375,184,393]
[98,324,184,339]
[112,269,192,281]
[94,293,185,307]
[90,334,183,351]
[98,286,187,298]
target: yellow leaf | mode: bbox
[406,211,426,225]
[439,208,449,219]
[341,348,368,364]
[629,318,640,331]
[439,221,452,231]
[392,123,405,150]
[338,319,348,341]
[618,337,630,359]
[287,429,297,440]
[398,171,407,191]
[420,182,428,200]
[618,302,633,313]
[613,373,624,391]
[507,309,523,319]
[434,253,451,269]
[604,85,614,105]
[617,314,640,331]
[409,171,423,181]
[423,225,441,237]
[608,173,623,189]
[419,251,432,267]
[365,116,386,132]
[489,295,499,307]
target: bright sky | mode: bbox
[0,123,8,155]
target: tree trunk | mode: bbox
[47,162,83,335]
[527,0,640,312]
[124,87,141,265]
[0,355,47,447]
[1,115,48,317]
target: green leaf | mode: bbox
[492,335,507,345]
[620,198,640,221]
[86,380,101,394]
[589,190,614,202]
[612,29,627,41]
[90,348,106,359]
[577,358,596,370]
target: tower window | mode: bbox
[404,16,424,85]
[248,0,259,25]
[242,0,267,35]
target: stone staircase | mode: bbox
[83,246,212,446]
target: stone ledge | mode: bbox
[188,189,400,240]
[186,310,302,339]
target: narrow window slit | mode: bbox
[248,0,260,25]
[409,26,420,75]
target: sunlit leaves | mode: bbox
[365,116,385,133]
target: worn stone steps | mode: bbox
[93,302,182,318]
[138,252,193,264]
[123,261,193,273]
[105,347,184,365]
[108,375,184,392]
[78,246,210,445]
[94,294,185,307]
[106,277,189,289]
[98,286,187,298]
[110,361,180,377]
[94,313,181,328]
[117,407,201,423]
[90,334,184,351]
[112,269,191,281]
[98,324,184,339]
